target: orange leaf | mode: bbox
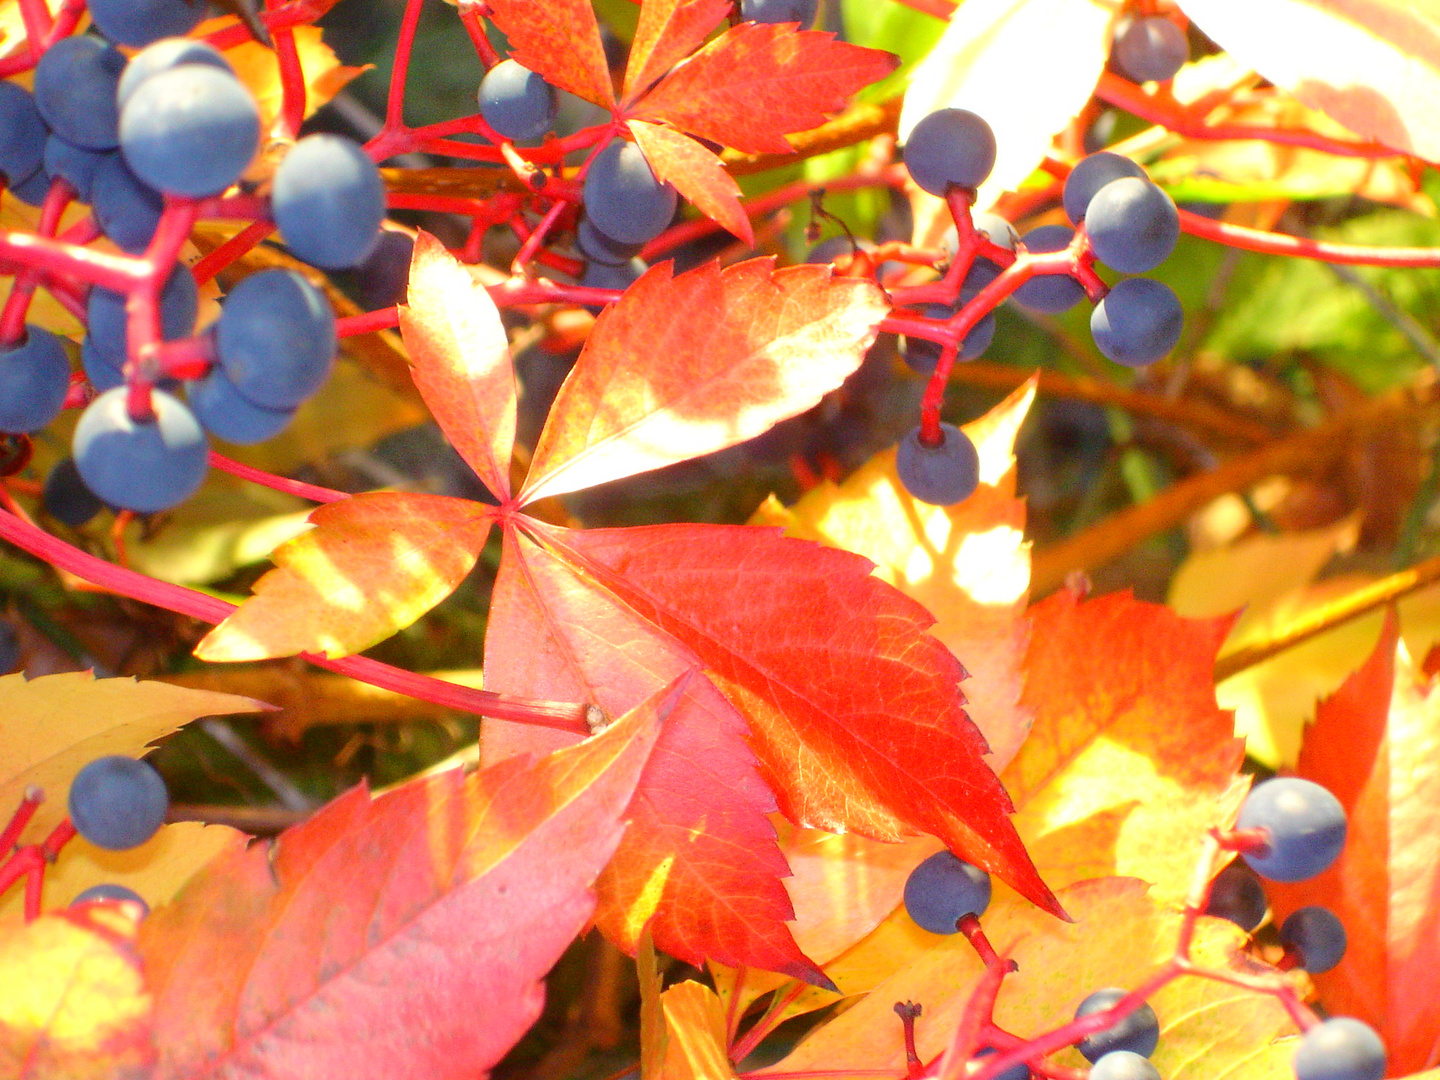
[521,518,1060,916]
[399,231,517,501]
[658,981,736,1080]
[0,905,153,1079]
[631,22,898,155]
[484,0,616,110]
[1002,589,1248,898]
[138,683,667,1079]
[1267,610,1440,1073]
[1181,0,1440,161]
[623,0,732,103]
[483,528,823,984]
[194,492,493,661]
[518,258,889,503]
[215,20,367,132]
[629,120,754,245]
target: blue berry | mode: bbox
[272,134,386,269]
[902,299,994,374]
[214,269,337,409]
[44,138,114,202]
[71,883,149,916]
[896,423,981,506]
[33,36,126,151]
[905,109,996,196]
[1064,152,1147,224]
[1279,906,1347,974]
[1085,178,1180,274]
[67,755,169,850]
[578,217,645,266]
[87,0,205,46]
[1113,16,1188,83]
[8,166,52,206]
[188,368,297,444]
[1203,862,1267,932]
[1012,225,1085,312]
[91,154,165,253]
[0,326,70,433]
[478,59,558,142]
[1090,1051,1160,1080]
[973,1048,1028,1080]
[1293,1018,1385,1080]
[903,850,992,933]
[1237,777,1347,883]
[117,37,234,107]
[582,140,677,246]
[43,458,107,528]
[1074,988,1159,1063]
[119,65,260,197]
[72,387,210,513]
[0,82,48,186]
[349,229,415,310]
[1090,278,1182,367]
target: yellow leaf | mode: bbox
[0,907,153,1078]
[751,380,1035,772]
[660,981,736,1080]
[0,672,267,845]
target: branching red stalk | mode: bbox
[273,26,308,138]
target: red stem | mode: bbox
[191,220,275,286]
[273,26,308,138]
[457,1,501,66]
[384,0,426,133]
[0,788,43,852]
[1181,208,1440,267]
[208,451,348,503]
[337,307,402,337]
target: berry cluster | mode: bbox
[895,776,1383,1080]
[890,108,1186,508]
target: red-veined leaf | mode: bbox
[194,492,493,661]
[137,681,669,1080]
[483,526,825,984]
[0,905,153,1079]
[1268,610,1440,1073]
[629,120,754,245]
[631,22,898,155]
[1181,0,1440,162]
[506,518,1060,916]
[399,231,516,502]
[623,0,732,104]
[484,0,616,109]
[518,258,889,504]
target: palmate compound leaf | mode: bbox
[0,904,154,1079]
[622,0,734,104]
[752,877,1300,1080]
[518,257,891,503]
[1266,610,1440,1074]
[0,671,266,845]
[136,678,671,1080]
[628,21,899,155]
[629,120,753,245]
[482,517,1062,977]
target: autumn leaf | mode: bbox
[1002,589,1248,899]
[214,19,368,134]
[1267,610,1440,1074]
[629,120,754,245]
[657,981,735,1080]
[194,492,493,662]
[518,257,890,503]
[0,672,267,846]
[755,878,1299,1080]
[398,231,517,501]
[630,22,899,155]
[137,680,670,1080]
[622,0,732,103]
[752,380,1035,772]
[484,0,616,110]
[0,905,153,1079]
[1181,0,1440,162]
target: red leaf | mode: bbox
[137,688,667,1080]
[518,258,889,503]
[631,23,898,155]
[623,0,733,104]
[1268,610,1440,1073]
[629,120,754,245]
[509,518,1060,917]
[399,231,517,502]
[194,492,493,661]
[483,527,824,984]
[484,0,616,110]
